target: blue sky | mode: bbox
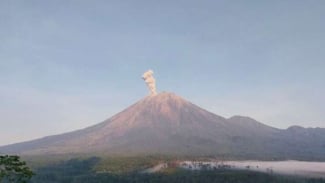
[1,0,325,145]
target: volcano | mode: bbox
[1,92,325,160]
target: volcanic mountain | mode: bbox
[1,92,325,160]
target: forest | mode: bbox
[28,157,325,183]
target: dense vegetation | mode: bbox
[95,156,163,174]
[28,157,325,183]
[0,155,34,183]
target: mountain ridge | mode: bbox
[1,92,325,160]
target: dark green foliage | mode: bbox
[32,168,325,183]
[31,157,99,183]
[30,157,325,183]
[0,155,34,183]
[95,156,163,174]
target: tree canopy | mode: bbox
[0,155,34,183]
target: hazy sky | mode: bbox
[1,0,325,146]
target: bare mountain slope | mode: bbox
[1,92,325,160]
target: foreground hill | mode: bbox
[1,92,325,160]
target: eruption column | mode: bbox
[142,70,157,95]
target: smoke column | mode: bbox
[142,70,157,95]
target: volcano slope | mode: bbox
[1,92,325,160]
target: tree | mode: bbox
[0,155,34,183]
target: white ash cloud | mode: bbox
[142,70,157,95]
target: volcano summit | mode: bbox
[1,92,325,160]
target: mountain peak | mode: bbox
[1,92,325,160]
[137,92,190,113]
[144,92,185,102]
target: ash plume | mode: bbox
[142,70,157,95]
